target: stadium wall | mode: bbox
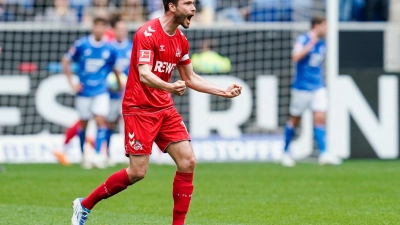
[0,23,399,163]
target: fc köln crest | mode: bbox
[176,47,181,57]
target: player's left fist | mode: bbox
[224,84,242,98]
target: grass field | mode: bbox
[0,160,399,225]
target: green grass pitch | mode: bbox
[0,160,399,225]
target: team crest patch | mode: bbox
[139,50,151,62]
[176,47,181,57]
[84,49,92,56]
[102,50,110,59]
[134,140,143,151]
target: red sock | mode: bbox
[64,120,80,145]
[81,169,132,210]
[172,171,194,225]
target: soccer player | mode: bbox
[105,19,133,166]
[71,0,242,224]
[62,17,121,169]
[53,120,96,166]
[281,16,342,167]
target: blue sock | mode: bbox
[314,125,326,154]
[105,129,114,157]
[284,123,295,152]
[77,129,86,154]
[95,127,108,154]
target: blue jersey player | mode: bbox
[282,16,342,167]
[105,19,132,166]
[62,17,121,169]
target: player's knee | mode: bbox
[313,113,326,124]
[289,116,301,127]
[177,155,197,172]
[126,168,147,183]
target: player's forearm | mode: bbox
[62,58,74,84]
[113,68,122,90]
[185,73,226,97]
[292,43,315,62]
[139,71,171,91]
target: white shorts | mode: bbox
[107,99,122,122]
[289,87,328,116]
[75,93,110,120]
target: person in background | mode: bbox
[82,0,116,25]
[191,39,231,74]
[120,0,144,22]
[2,0,34,21]
[35,0,78,23]
[104,18,132,167]
[215,0,250,23]
[364,0,388,21]
[62,17,120,169]
[281,16,342,167]
[339,0,365,21]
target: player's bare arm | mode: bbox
[177,63,242,98]
[61,56,82,93]
[113,67,123,91]
[292,31,319,62]
[138,64,186,96]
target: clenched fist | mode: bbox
[168,80,186,96]
[224,84,242,98]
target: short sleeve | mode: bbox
[178,36,191,66]
[135,32,154,66]
[292,35,308,53]
[64,39,82,61]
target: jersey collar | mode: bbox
[88,35,106,48]
[112,39,129,49]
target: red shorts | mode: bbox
[123,107,191,155]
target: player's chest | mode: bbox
[81,47,111,61]
[311,43,326,55]
[153,40,183,63]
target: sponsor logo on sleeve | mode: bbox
[139,50,151,62]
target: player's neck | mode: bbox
[159,15,179,36]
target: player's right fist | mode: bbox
[168,80,186,96]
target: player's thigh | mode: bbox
[123,113,162,155]
[155,108,191,153]
[166,141,196,172]
[289,89,312,116]
[91,92,110,118]
[107,99,122,123]
[311,87,328,113]
[75,96,93,120]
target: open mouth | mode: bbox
[186,15,194,23]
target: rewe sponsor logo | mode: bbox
[154,61,176,74]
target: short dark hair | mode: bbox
[93,17,108,25]
[311,16,326,28]
[163,0,179,12]
[109,13,122,28]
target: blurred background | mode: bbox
[0,0,399,164]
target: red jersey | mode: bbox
[122,18,191,113]
[104,29,116,42]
